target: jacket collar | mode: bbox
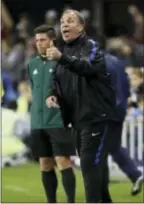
[36,54,47,60]
[65,33,87,47]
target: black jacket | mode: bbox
[52,34,116,130]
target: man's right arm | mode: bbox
[46,67,60,108]
[59,40,106,77]
[51,67,58,97]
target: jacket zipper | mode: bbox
[42,60,46,126]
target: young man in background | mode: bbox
[27,25,76,203]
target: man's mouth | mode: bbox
[62,29,70,36]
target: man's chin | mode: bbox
[38,50,46,54]
[63,36,70,41]
[63,37,75,43]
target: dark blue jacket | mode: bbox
[105,53,130,121]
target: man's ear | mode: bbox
[78,25,83,33]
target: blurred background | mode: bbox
[1,0,144,203]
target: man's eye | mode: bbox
[68,19,74,23]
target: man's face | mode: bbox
[35,33,50,55]
[60,11,83,42]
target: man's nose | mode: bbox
[63,23,69,27]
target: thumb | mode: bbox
[49,40,54,48]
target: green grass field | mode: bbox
[2,163,143,203]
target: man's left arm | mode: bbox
[59,41,106,76]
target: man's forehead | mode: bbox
[35,33,49,39]
[61,11,77,20]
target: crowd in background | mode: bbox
[1,4,144,118]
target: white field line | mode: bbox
[3,184,44,198]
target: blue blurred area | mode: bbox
[2,72,18,106]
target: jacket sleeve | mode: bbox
[46,67,59,97]
[50,68,58,97]
[59,40,106,76]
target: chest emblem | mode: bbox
[49,68,53,73]
[33,69,38,75]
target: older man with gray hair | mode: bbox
[46,9,116,203]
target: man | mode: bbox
[105,52,143,196]
[96,34,143,198]
[46,10,116,203]
[27,25,76,203]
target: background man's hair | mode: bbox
[34,24,56,40]
[61,9,85,26]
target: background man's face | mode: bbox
[60,11,83,42]
[130,74,142,88]
[35,33,50,55]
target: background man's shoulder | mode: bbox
[105,53,118,63]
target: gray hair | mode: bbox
[61,9,85,26]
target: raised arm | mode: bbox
[59,40,106,76]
